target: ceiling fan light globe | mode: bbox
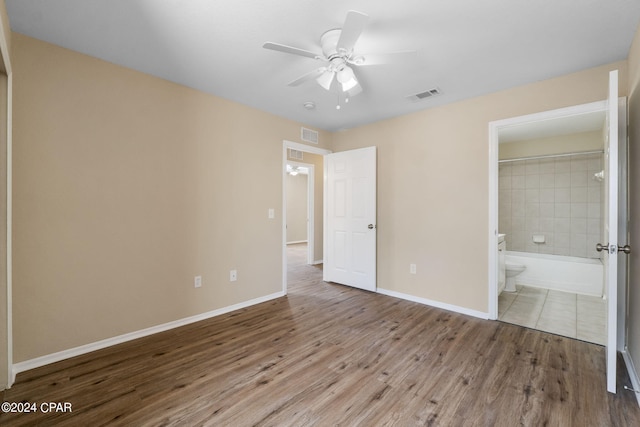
[316,70,335,91]
[341,77,358,92]
[336,66,355,83]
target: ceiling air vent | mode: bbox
[301,127,319,144]
[408,87,442,102]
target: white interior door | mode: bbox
[603,70,619,394]
[324,146,377,291]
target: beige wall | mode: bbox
[499,130,603,160]
[626,22,640,388]
[287,151,324,262]
[285,173,307,243]
[331,61,627,313]
[11,33,331,362]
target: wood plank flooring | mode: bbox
[2,243,640,426]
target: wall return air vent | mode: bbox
[288,148,304,160]
[408,87,442,102]
[301,127,319,144]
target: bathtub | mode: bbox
[505,251,603,297]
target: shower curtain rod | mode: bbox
[498,149,604,164]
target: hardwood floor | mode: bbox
[2,243,640,426]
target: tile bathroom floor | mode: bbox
[498,285,606,345]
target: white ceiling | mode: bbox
[6,0,640,132]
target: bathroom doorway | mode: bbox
[488,97,628,349]
[498,118,607,345]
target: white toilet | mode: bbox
[504,262,526,292]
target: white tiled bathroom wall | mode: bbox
[498,153,603,258]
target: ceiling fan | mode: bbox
[263,10,415,98]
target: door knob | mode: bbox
[596,243,632,254]
[368,224,376,229]
[618,245,631,254]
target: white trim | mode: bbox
[488,100,608,320]
[286,240,308,245]
[377,288,489,320]
[606,70,619,394]
[282,141,331,294]
[488,117,499,320]
[306,163,314,265]
[312,259,323,265]
[283,140,329,156]
[0,10,12,387]
[13,291,285,376]
[323,156,328,282]
[623,350,640,407]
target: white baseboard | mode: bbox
[12,291,285,378]
[622,350,640,407]
[286,240,308,245]
[376,288,489,320]
[312,259,323,265]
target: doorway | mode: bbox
[489,101,626,346]
[282,141,331,293]
[285,160,314,252]
[498,114,607,345]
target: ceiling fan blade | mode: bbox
[288,67,328,87]
[263,42,324,60]
[353,50,418,66]
[336,10,369,53]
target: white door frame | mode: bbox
[487,100,609,320]
[0,15,12,388]
[285,159,314,259]
[282,141,331,294]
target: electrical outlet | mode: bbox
[194,275,202,288]
[230,269,237,282]
[268,208,275,219]
[410,264,417,274]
